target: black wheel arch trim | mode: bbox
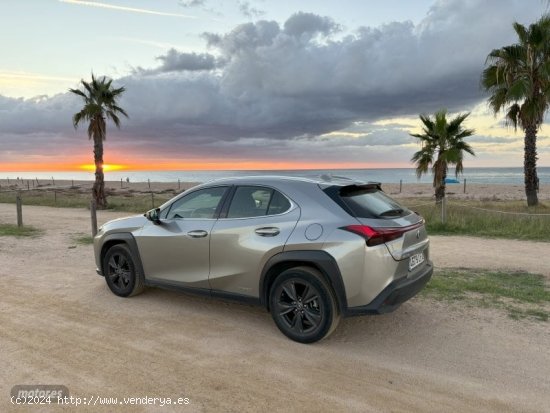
[259,250,348,315]
[99,233,145,278]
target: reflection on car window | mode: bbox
[166,187,226,219]
[227,186,291,218]
[267,190,291,215]
[339,187,410,219]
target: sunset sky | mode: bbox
[0,0,549,172]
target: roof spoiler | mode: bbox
[339,183,382,195]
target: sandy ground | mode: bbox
[0,204,549,412]
[1,178,549,201]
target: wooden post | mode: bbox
[178,179,181,190]
[90,200,98,237]
[16,192,23,227]
[441,196,447,225]
[27,180,30,190]
[463,178,467,194]
[71,179,74,187]
[148,179,151,189]
[120,178,123,188]
[51,176,55,186]
[399,179,402,193]
[151,192,155,208]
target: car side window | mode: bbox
[267,190,291,215]
[227,186,291,218]
[166,187,227,219]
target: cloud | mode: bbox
[59,0,197,19]
[1,0,548,167]
[283,12,340,37]
[238,1,265,19]
[179,0,206,7]
[135,49,219,74]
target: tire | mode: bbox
[269,266,340,343]
[102,244,145,297]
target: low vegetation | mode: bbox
[0,223,41,237]
[403,198,550,242]
[0,190,174,213]
[72,234,94,245]
[422,268,550,321]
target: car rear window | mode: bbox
[324,185,410,219]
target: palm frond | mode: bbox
[70,74,128,134]
[410,110,475,185]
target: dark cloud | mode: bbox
[135,49,219,74]
[0,0,546,164]
[283,12,339,37]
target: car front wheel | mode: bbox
[269,266,340,343]
[103,244,144,297]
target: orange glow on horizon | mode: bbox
[0,159,409,172]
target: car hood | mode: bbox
[99,215,148,234]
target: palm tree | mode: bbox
[482,14,550,206]
[410,110,475,202]
[70,74,128,209]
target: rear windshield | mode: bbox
[324,185,410,219]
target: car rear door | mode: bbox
[209,186,300,297]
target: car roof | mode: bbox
[199,175,379,188]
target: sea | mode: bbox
[4,167,550,185]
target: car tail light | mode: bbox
[343,222,423,247]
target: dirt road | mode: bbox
[0,204,549,412]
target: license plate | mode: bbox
[408,252,425,271]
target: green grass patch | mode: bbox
[402,198,550,242]
[72,234,94,245]
[421,268,550,321]
[0,223,41,237]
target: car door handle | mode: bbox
[187,230,208,238]
[255,227,280,237]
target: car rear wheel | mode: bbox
[270,266,340,343]
[103,244,145,297]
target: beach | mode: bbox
[0,203,549,412]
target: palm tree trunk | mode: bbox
[434,161,447,202]
[92,120,107,209]
[524,124,539,207]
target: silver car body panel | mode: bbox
[209,207,300,296]
[136,218,215,288]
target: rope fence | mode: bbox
[448,201,550,217]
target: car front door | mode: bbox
[209,186,300,298]
[136,186,229,288]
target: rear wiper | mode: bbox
[379,208,404,217]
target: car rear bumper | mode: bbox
[345,261,433,316]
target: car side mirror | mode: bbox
[144,208,162,225]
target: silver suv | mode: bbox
[94,176,432,343]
